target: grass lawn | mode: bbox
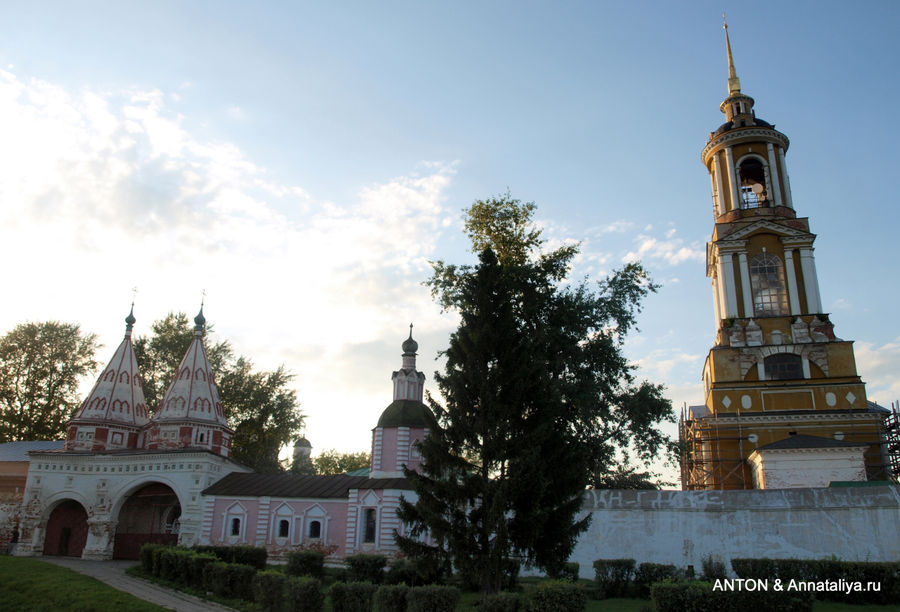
[0,556,168,612]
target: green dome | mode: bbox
[377,399,437,429]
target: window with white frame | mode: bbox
[223,503,247,542]
[363,508,376,543]
[750,253,789,317]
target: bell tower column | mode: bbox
[766,144,783,207]
[782,248,802,315]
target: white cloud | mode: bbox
[588,219,635,235]
[854,339,900,406]
[0,68,457,454]
[622,229,704,266]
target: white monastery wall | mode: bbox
[570,487,900,578]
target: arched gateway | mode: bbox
[42,500,88,557]
[13,308,249,560]
[113,482,181,559]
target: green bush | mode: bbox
[731,558,777,579]
[203,562,231,597]
[549,562,579,582]
[525,580,586,612]
[254,570,288,611]
[483,591,522,612]
[187,553,218,589]
[373,583,408,612]
[287,549,326,578]
[202,561,256,600]
[286,576,324,612]
[173,549,196,584]
[458,558,519,591]
[158,548,180,582]
[139,543,165,574]
[592,558,635,598]
[651,580,813,612]
[731,558,900,605]
[406,585,460,612]
[385,557,447,586]
[195,544,268,570]
[150,545,169,577]
[634,562,678,597]
[346,554,388,584]
[330,581,378,612]
[700,555,727,581]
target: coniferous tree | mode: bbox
[397,195,674,595]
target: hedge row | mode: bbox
[330,582,459,612]
[651,581,814,612]
[140,545,323,611]
[194,544,268,569]
[592,559,679,598]
[732,558,900,605]
[253,571,323,612]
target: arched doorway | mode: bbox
[113,482,181,559]
[43,500,89,557]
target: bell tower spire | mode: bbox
[724,15,741,95]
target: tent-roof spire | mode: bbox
[724,14,741,95]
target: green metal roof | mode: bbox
[376,399,437,429]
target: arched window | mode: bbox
[750,253,789,317]
[764,354,803,380]
[738,157,767,208]
[278,519,289,538]
[230,517,241,536]
[308,520,321,539]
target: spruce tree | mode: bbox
[396,195,673,595]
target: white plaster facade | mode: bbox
[15,448,249,559]
[570,487,900,578]
[748,446,867,489]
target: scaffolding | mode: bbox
[881,401,900,479]
[679,405,748,490]
[679,402,900,490]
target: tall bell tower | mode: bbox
[680,22,894,490]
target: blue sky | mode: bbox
[0,2,897,480]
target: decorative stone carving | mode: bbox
[728,323,746,347]
[791,318,811,343]
[810,316,835,342]
[745,320,763,346]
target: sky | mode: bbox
[0,1,898,482]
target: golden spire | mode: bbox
[724,14,741,95]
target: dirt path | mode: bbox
[38,556,234,612]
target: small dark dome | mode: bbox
[402,324,418,354]
[294,437,312,448]
[377,399,437,429]
[125,306,136,327]
[713,116,774,138]
[194,308,206,329]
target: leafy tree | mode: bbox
[593,463,666,490]
[134,313,303,472]
[397,195,674,596]
[0,322,100,442]
[312,449,371,475]
[218,358,304,473]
